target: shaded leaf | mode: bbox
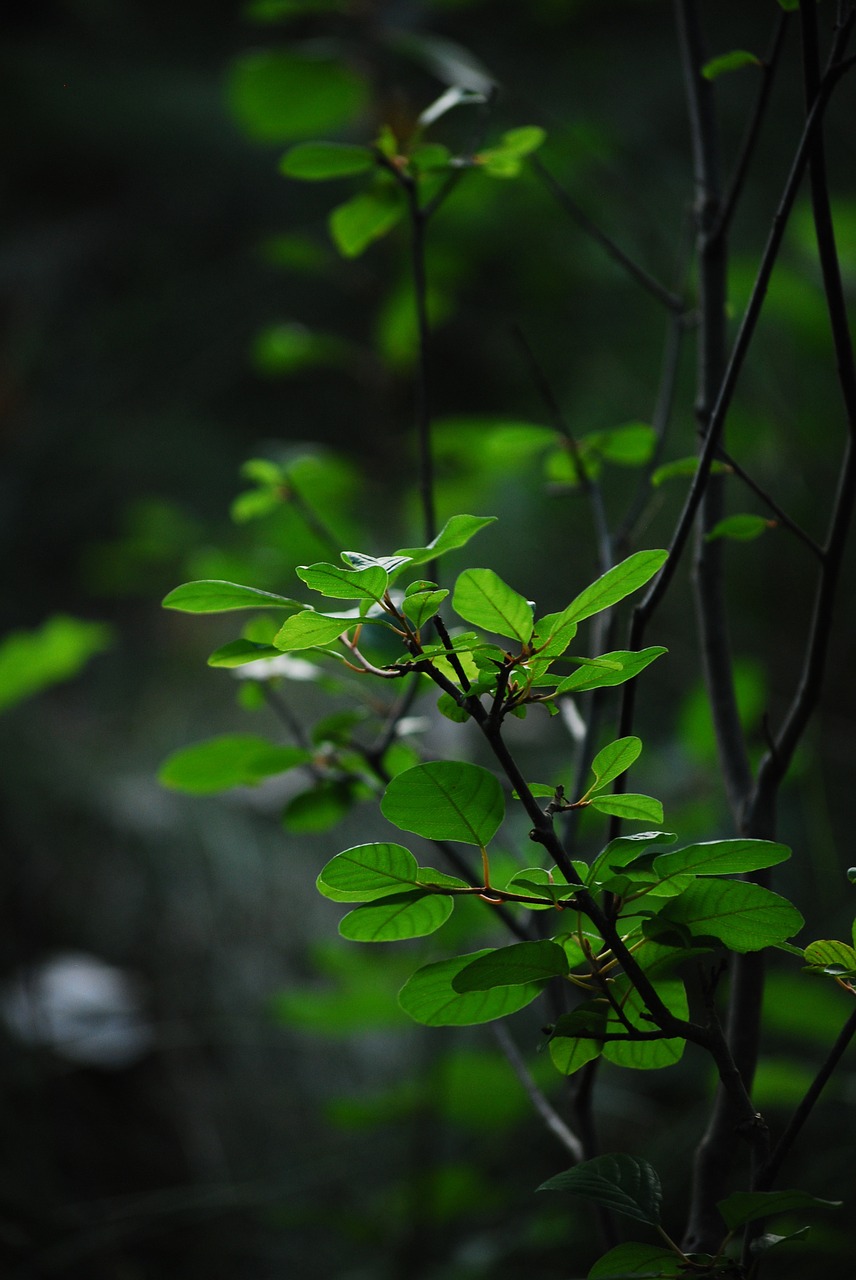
[538,1153,662,1227]
[803,938,856,976]
[159,735,308,794]
[207,639,283,667]
[653,839,791,880]
[718,1189,841,1232]
[705,514,772,543]
[588,1242,687,1278]
[0,616,112,714]
[661,880,804,951]
[651,455,730,487]
[228,49,367,143]
[280,141,375,180]
[702,50,761,81]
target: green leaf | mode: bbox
[549,1004,607,1074]
[651,455,730,487]
[803,938,856,975]
[589,422,657,467]
[705,514,772,542]
[587,1242,687,1278]
[590,737,642,791]
[280,141,375,180]
[339,891,454,942]
[478,126,546,178]
[653,839,791,880]
[207,639,283,667]
[317,842,420,902]
[538,1153,662,1227]
[283,780,353,832]
[401,589,449,628]
[661,880,804,951]
[329,183,404,257]
[560,551,668,626]
[452,941,570,991]
[274,610,353,651]
[556,648,667,694]
[396,514,497,568]
[0,615,112,714]
[297,561,389,601]
[399,951,545,1026]
[382,761,504,845]
[159,735,308,794]
[718,1189,841,1232]
[702,50,761,81]
[452,568,534,642]
[162,580,299,613]
[589,794,664,825]
[228,49,368,143]
[531,611,578,659]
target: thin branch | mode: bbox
[755,1000,856,1191]
[492,1023,585,1162]
[715,446,824,560]
[532,157,686,314]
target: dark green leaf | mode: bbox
[207,639,283,667]
[339,891,454,941]
[452,941,570,991]
[283,780,353,832]
[661,880,804,951]
[382,761,504,845]
[163,580,299,613]
[651,455,730,487]
[399,951,545,1025]
[705,514,772,543]
[653,839,791,880]
[280,141,375,180]
[538,1153,662,1227]
[803,938,856,975]
[587,1242,687,1278]
[718,1189,841,1232]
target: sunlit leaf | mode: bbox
[159,735,308,794]
[0,616,112,714]
[329,183,404,257]
[339,891,454,941]
[590,737,642,791]
[705,514,772,542]
[382,761,504,845]
[803,938,856,975]
[297,561,389,601]
[559,551,668,626]
[452,568,533,642]
[556,647,667,694]
[274,611,351,650]
[589,793,664,824]
[396,514,497,568]
[661,880,804,951]
[280,141,375,180]
[228,49,368,142]
[207,639,283,667]
[452,941,570,991]
[163,580,299,613]
[317,842,420,901]
[653,839,791,880]
[399,951,545,1025]
[651,455,730,487]
[702,49,761,81]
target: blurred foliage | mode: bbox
[2,1,856,1277]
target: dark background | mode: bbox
[2,1,855,1276]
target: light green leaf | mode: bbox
[556,647,667,694]
[587,1242,687,1278]
[280,141,375,180]
[399,951,545,1026]
[589,422,657,467]
[317,842,419,902]
[589,794,664,824]
[705,514,772,542]
[159,735,308,794]
[653,839,791,880]
[651,455,730,487]
[531,611,578,659]
[163,580,299,613]
[207,639,283,667]
[0,616,112,714]
[452,941,569,992]
[803,938,856,975]
[718,1189,841,1232]
[339,891,454,942]
[274,611,351,651]
[549,1005,606,1074]
[452,568,533,642]
[702,50,761,81]
[228,49,368,143]
[382,761,504,845]
[297,561,388,601]
[401,589,449,628]
[560,551,668,626]
[538,1153,662,1227]
[590,737,642,791]
[396,514,497,568]
[329,183,404,257]
[661,880,804,951]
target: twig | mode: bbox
[492,1023,584,1162]
[532,157,686,314]
[715,446,823,560]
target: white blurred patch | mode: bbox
[1,951,154,1068]
[560,698,587,743]
[234,655,321,682]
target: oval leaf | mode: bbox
[560,550,667,627]
[274,611,351,651]
[661,880,804,951]
[163,580,299,613]
[556,647,667,694]
[589,794,664,825]
[399,951,545,1026]
[717,1189,842,1232]
[588,1243,686,1278]
[382,761,504,845]
[538,1153,663,1227]
[452,940,569,992]
[159,735,308,794]
[705,514,772,542]
[329,184,404,258]
[653,839,791,880]
[590,737,642,791]
[297,561,388,601]
[396,514,497,567]
[339,891,453,942]
[317,842,419,902]
[452,568,534,642]
[280,141,375,180]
